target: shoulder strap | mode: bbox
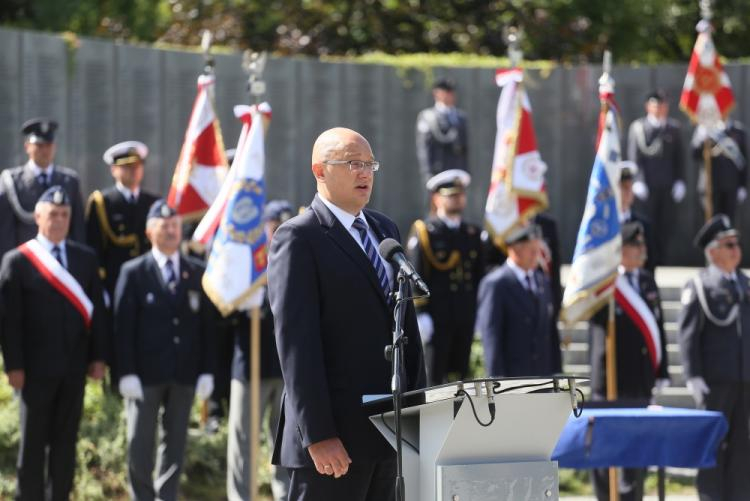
[1,170,36,225]
[88,190,140,252]
[413,219,460,271]
[692,275,738,327]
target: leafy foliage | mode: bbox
[2,0,750,63]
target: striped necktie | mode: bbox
[165,259,178,294]
[52,245,64,268]
[352,218,390,301]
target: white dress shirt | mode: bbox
[151,247,180,285]
[115,182,140,203]
[506,258,537,294]
[28,160,55,179]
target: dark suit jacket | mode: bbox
[113,252,215,385]
[691,120,748,192]
[416,106,469,180]
[589,270,669,400]
[627,117,684,189]
[268,194,426,468]
[0,163,85,259]
[476,263,561,377]
[0,240,106,378]
[230,293,283,381]
[85,185,159,297]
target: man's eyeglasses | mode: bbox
[719,241,740,250]
[322,159,380,173]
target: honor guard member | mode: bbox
[691,119,748,222]
[618,161,658,273]
[678,215,750,500]
[588,222,669,501]
[407,169,483,385]
[416,78,469,184]
[0,118,85,259]
[0,186,107,500]
[627,91,685,264]
[227,200,292,501]
[85,141,159,300]
[113,200,216,501]
[476,223,562,377]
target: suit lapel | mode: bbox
[312,196,388,308]
[501,265,537,316]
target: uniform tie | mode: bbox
[52,245,64,268]
[352,218,390,301]
[37,173,49,188]
[165,258,178,294]
[525,273,537,296]
[129,193,137,205]
[626,270,639,293]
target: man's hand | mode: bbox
[6,370,24,390]
[308,437,352,478]
[88,361,105,380]
[687,376,710,407]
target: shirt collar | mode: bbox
[435,102,455,114]
[319,193,364,231]
[115,182,140,200]
[708,264,737,281]
[646,114,665,128]
[28,160,54,177]
[151,247,179,269]
[438,214,462,229]
[36,233,65,253]
[618,265,638,276]
[506,258,533,284]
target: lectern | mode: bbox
[363,376,585,501]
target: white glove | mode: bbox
[417,313,434,343]
[119,374,144,401]
[652,378,671,396]
[671,180,686,203]
[195,374,214,400]
[738,187,747,203]
[686,376,710,406]
[632,180,649,201]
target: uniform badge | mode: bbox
[188,290,200,312]
[681,287,693,305]
[182,271,189,280]
[146,292,155,304]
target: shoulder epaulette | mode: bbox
[412,219,460,271]
[88,190,140,253]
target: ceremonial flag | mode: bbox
[168,74,229,219]
[201,103,271,316]
[561,81,622,325]
[484,68,548,249]
[680,19,735,127]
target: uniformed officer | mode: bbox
[85,141,160,300]
[618,161,658,273]
[589,221,669,501]
[113,200,216,501]
[227,200,292,501]
[627,91,685,264]
[476,223,562,377]
[415,78,469,184]
[691,119,747,222]
[0,186,106,500]
[0,118,85,259]
[407,170,483,385]
[678,214,750,500]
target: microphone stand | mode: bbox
[387,269,409,501]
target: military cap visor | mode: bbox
[426,169,471,194]
[433,78,456,92]
[262,200,294,223]
[621,221,645,246]
[645,90,667,103]
[694,214,739,249]
[38,186,70,206]
[505,223,542,246]
[618,160,639,182]
[103,141,149,166]
[147,199,178,220]
[22,118,58,144]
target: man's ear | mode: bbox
[312,162,325,182]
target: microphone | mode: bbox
[378,238,430,295]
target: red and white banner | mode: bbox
[680,20,735,127]
[484,68,548,248]
[614,274,662,372]
[18,239,93,328]
[168,74,230,219]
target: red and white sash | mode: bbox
[18,239,93,328]
[614,274,661,372]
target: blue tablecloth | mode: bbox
[552,407,728,469]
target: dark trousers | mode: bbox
[642,186,671,265]
[16,374,86,501]
[287,456,397,501]
[591,467,645,501]
[423,317,474,386]
[697,383,750,501]
[706,189,738,223]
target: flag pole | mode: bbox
[699,0,715,222]
[242,50,268,500]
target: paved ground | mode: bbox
[562,497,697,500]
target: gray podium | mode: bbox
[364,377,585,501]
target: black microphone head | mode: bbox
[378,238,403,261]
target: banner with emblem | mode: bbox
[561,75,622,325]
[680,19,735,128]
[201,103,271,316]
[484,68,549,249]
[167,74,230,219]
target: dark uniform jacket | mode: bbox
[0,163,85,259]
[627,117,685,189]
[678,267,750,384]
[85,186,159,297]
[113,252,215,386]
[416,106,469,180]
[230,293,283,381]
[476,263,562,377]
[622,211,658,275]
[691,121,748,193]
[0,240,106,378]
[268,195,426,468]
[589,269,669,400]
